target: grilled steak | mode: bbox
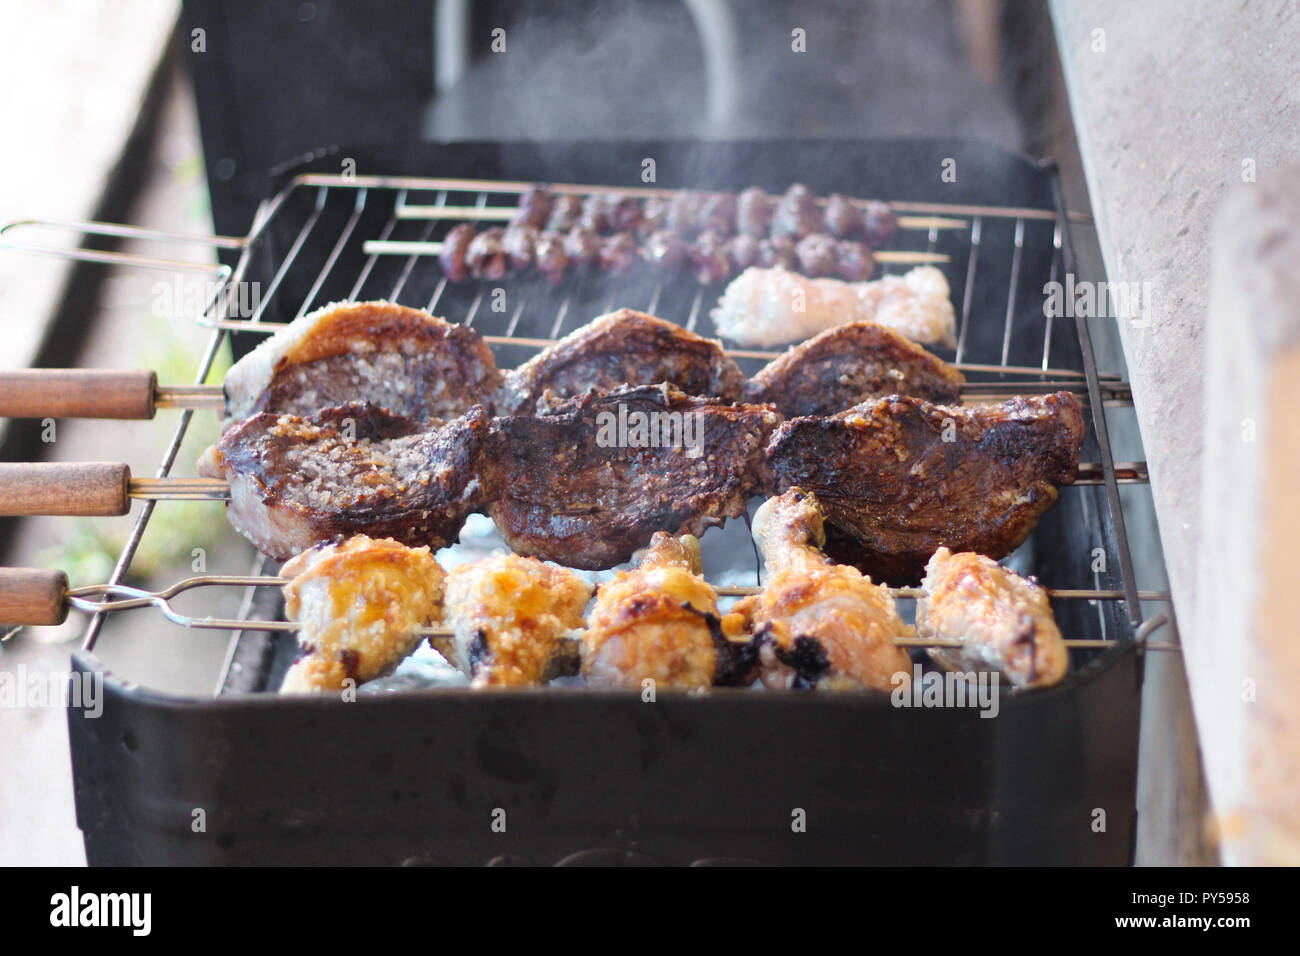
[223,301,503,427]
[763,392,1085,583]
[496,309,745,414]
[198,402,494,560]
[744,320,966,417]
[486,384,781,569]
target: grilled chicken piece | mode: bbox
[711,265,956,348]
[197,402,495,561]
[221,300,502,428]
[917,547,1068,688]
[583,533,751,690]
[744,320,966,417]
[733,489,914,691]
[496,309,746,414]
[279,535,445,694]
[487,384,781,569]
[763,392,1085,584]
[441,554,592,687]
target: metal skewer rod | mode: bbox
[392,202,967,233]
[359,238,950,264]
[122,462,1147,502]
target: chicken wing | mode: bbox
[582,533,750,690]
[733,489,914,691]
[441,554,592,687]
[917,547,1067,688]
[279,535,445,694]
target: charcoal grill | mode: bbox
[1,138,1169,864]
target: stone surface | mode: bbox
[1051,0,1300,863]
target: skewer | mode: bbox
[0,459,1150,518]
[0,364,1135,421]
[394,202,967,233]
[0,568,1177,653]
[359,238,949,265]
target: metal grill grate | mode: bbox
[0,172,1160,696]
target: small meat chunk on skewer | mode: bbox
[279,535,445,694]
[439,223,476,281]
[466,227,509,279]
[917,547,1068,688]
[733,489,914,691]
[442,554,592,687]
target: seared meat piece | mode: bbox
[600,232,640,275]
[578,195,610,233]
[564,226,601,265]
[439,223,476,281]
[512,185,554,229]
[502,222,539,270]
[861,200,899,245]
[667,191,707,237]
[756,236,797,270]
[607,195,643,233]
[497,309,745,414]
[736,187,774,237]
[465,227,508,279]
[546,194,584,232]
[733,489,914,691]
[835,240,875,281]
[442,554,592,687]
[279,535,445,694]
[770,183,821,241]
[534,232,570,284]
[198,402,495,560]
[823,194,864,239]
[795,233,839,277]
[639,196,670,236]
[643,229,689,270]
[698,192,737,234]
[725,234,760,272]
[918,547,1068,688]
[763,392,1085,584]
[487,384,781,569]
[690,230,733,284]
[711,265,956,347]
[744,320,965,417]
[583,533,742,690]
[223,300,503,427]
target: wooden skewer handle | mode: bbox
[0,567,69,625]
[0,462,132,515]
[0,369,157,419]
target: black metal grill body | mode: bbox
[66,139,1144,865]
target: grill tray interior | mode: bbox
[68,139,1144,865]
